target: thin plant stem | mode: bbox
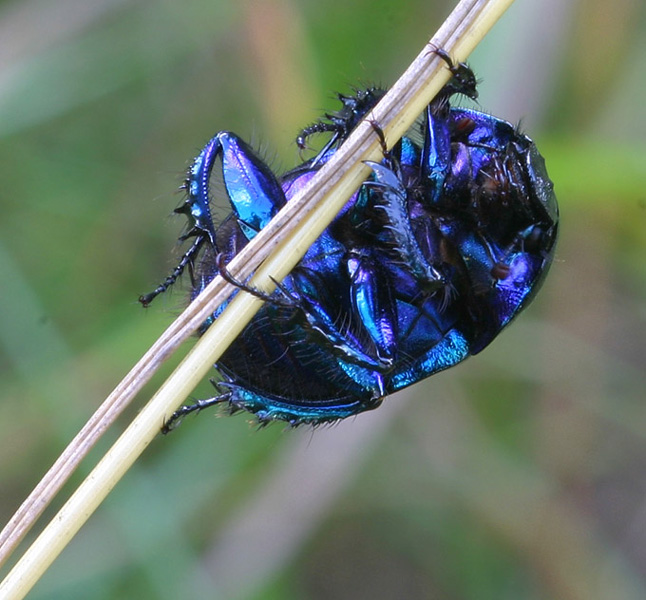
[0,0,515,597]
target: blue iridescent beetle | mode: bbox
[141,54,558,429]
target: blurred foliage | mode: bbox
[1,0,645,598]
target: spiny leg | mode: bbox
[219,252,394,373]
[296,88,386,164]
[139,236,206,307]
[216,253,296,308]
[161,385,232,434]
[365,161,446,292]
[429,46,479,110]
[367,118,391,161]
[296,120,340,150]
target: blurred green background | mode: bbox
[1,0,645,598]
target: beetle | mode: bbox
[141,55,558,429]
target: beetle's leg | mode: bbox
[420,85,474,204]
[161,376,241,433]
[285,268,392,375]
[430,48,478,113]
[297,88,385,166]
[388,328,470,392]
[200,132,287,240]
[367,118,390,157]
[346,249,397,367]
[141,132,286,306]
[139,141,224,305]
[296,120,344,168]
[364,124,447,290]
[366,161,446,293]
[139,236,206,306]
[418,49,479,205]
[419,103,453,204]
[216,245,394,376]
[161,390,231,434]
[216,253,297,309]
[296,121,340,150]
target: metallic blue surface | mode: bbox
[142,59,558,428]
